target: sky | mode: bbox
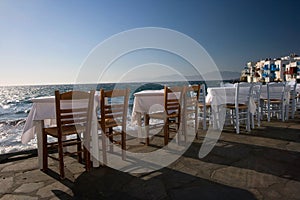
[0,0,299,86]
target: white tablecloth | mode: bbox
[131,89,165,124]
[22,96,56,144]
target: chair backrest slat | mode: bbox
[60,107,88,113]
[61,118,87,125]
[55,90,95,137]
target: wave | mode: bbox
[0,119,26,126]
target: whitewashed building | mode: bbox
[243,54,300,83]
[285,57,300,81]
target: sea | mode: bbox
[0,80,224,155]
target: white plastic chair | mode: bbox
[261,82,286,122]
[251,82,262,128]
[286,82,297,119]
[225,83,253,134]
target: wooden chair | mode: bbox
[145,85,184,145]
[98,88,130,165]
[225,83,253,134]
[42,90,95,179]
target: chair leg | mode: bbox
[42,131,48,172]
[282,104,285,122]
[235,109,240,134]
[83,129,91,171]
[251,113,254,129]
[257,108,261,127]
[84,146,91,172]
[109,128,113,152]
[194,109,199,137]
[247,111,251,132]
[101,131,107,165]
[212,107,219,129]
[267,102,271,122]
[57,138,65,179]
[177,118,182,144]
[77,134,82,163]
[292,100,295,119]
[184,118,188,143]
[260,101,264,120]
[203,107,207,130]
[145,114,150,145]
[121,131,126,160]
[164,119,169,145]
[179,114,186,143]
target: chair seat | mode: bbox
[44,125,86,137]
[263,99,282,104]
[97,118,123,128]
[270,100,283,104]
[148,111,179,119]
[198,102,211,108]
[226,103,248,109]
[104,118,120,128]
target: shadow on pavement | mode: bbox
[69,166,256,200]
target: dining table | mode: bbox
[131,89,165,124]
[21,94,101,169]
[131,89,168,141]
[132,88,188,142]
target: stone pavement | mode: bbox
[1,114,300,200]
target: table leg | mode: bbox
[136,112,142,142]
[34,120,44,170]
[144,114,150,145]
[91,114,100,167]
